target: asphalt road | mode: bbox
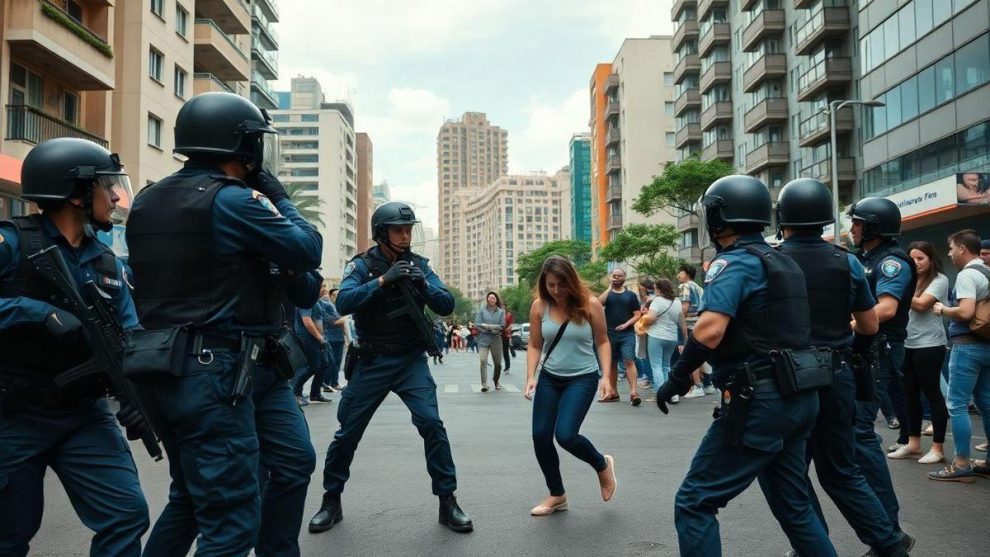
[32,350,990,556]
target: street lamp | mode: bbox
[825,99,885,244]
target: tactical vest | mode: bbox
[351,248,427,343]
[126,172,277,331]
[779,239,854,348]
[864,240,916,340]
[711,240,813,367]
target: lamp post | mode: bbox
[826,99,885,244]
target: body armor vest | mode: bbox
[779,239,854,348]
[711,239,812,367]
[864,240,916,340]
[352,248,427,343]
[126,172,276,331]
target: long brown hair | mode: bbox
[907,240,943,294]
[537,256,592,324]
[655,278,677,300]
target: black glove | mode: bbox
[115,403,149,441]
[249,170,289,204]
[381,261,414,287]
[44,307,87,347]
[656,376,694,415]
[406,264,427,290]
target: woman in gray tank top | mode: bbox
[523,256,617,516]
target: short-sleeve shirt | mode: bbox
[948,260,990,338]
[320,298,344,342]
[294,304,323,341]
[679,281,704,327]
[906,273,949,348]
[646,296,682,341]
[873,254,913,301]
[603,289,641,334]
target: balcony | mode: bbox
[674,88,701,117]
[740,0,759,9]
[608,213,623,230]
[743,53,787,92]
[677,212,700,231]
[5,104,108,148]
[699,61,731,93]
[606,154,622,174]
[255,0,280,22]
[742,10,785,51]
[193,72,234,95]
[678,245,702,263]
[797,57,852,102]
[700,101,732,131]
[252,37,279,80]
[605,126,621,147]
[746,142,790,174]
[799,109,853,147]
[252,4,279,49]
[672,0,698,21]
[795,0,815,7]
[605,99,620,121]
[701,138,733,162]
[744,97,788,133]
[795,8,851,56]
[606,185,622,202]
[251,71,279,110]
[195,0,251,34]
[699,22,730,58]
[6,0,114,90]
[673,54,701,84]
[676,123,702,149]
[699,0,729,21]
[803,157,856,184]
[672,19,700,53]
[605,73,619,95]
[194,19,250,81]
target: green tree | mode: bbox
[447,286,476,324]
[631,156,735,218]
[285,182,326,227]
[499,283,534,320]
[598,223,683,279]
[514,239,593,286]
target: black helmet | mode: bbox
[776,178,834,229]
[701,175,771,239]
[848,197,900,241]
[372,202,420,245]
[174,92,278,174]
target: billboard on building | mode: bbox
[956,172,990,205]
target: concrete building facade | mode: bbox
[437,112,508,294]
[250,0,279,110]
[569,133,593,244]
[355,131,373,252]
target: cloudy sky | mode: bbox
[276,0,674,229]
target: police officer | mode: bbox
[847,197,915,547]
[126,92,323,556]
[768,179,911,557]
[656,175,835,557]
[308,201,473,534]
[0,138,149,556]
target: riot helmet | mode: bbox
[847,197,900,245]
[174,92,279,175]
[700,175,771,243]
[775,178,834,233]
[372,202,420,251]
[21,138,132,231]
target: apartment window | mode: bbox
[666,132,676,147]
[62,0,83,23]
[62,92,79,124]
[954,34,990,95]
[175,5,188,37]
[301,114,319,122]
[150,0,164,19]
[663,72,674,87]
[174,66,187,98]
[148,48,164,82]
[664,102,674,115]
[9,64,43,108]
[147,114,163,148]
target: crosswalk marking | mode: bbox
[444,384,459,394]
[471,384,483,393]
[501,384,520,393]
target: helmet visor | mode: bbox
[260,131,280,176]
[95,173,133,225]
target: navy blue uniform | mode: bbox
[673,235,834,557]
[292,303,326,399]
[133,166,322,557]
[320,297,345,389]
[0,215,149,556]
[322,246,458,495]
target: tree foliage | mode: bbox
[499,283,534,320]
[514,240,595,286]
[286,182,326,228]
[598,224,683,280]
[632,157,735,218]
[432,286,476,325]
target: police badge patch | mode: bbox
[705,259,729,283]
[880,259,902,278]
[342,261,356,280]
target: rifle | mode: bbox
[28,245,163,461]
[388,279,442,358]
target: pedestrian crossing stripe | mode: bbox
[444,384,459,394]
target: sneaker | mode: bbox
[922,421,933,436]
[703,385,717,395]
[683,386,705,399]
[322,384,335,393]
[670,394,680,404]
[976,442,988,452]
[887,446,922,459]
[972,460,990,478]
[887,443,906,453]
[481,385,489,393]
[918,449,944,464]
[296,396,309,407]
[886,418,900,430]
[928,462,976,483]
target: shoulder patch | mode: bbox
[342,261,356,280]
[0,232,4,244]
[705,258,730,283]
[250,190,282,216]
[880,259,902,279]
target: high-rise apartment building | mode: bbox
[589,37,677,250]
[355,132,373,251]
[461,173,571,300]
[272,77,357,281]
[437,112,508,294]
[250,0,279,110]
[569,133,593,243]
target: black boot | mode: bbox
[308,492,343,533]
[438,493,473,533]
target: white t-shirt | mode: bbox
[954,260,990,302]
[906,273,949,348]
[647,296,681,341]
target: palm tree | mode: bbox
[285,182,325,228]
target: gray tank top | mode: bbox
[540,307,600,377]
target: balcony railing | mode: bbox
[256,0,279,22]
[745,142,790,174]
[674,88,701,116]
[802,157,856,183]
[251,70,278,106]
[699,61,731,93]
[606,185,622,202]
[699,22,730,58]
[673,54,701,84]
[606,154,622,173]
[795,8,850,56]
[194,72,233,93]
[605,126,621,146]
[608,213,623,229]
[604,73,619,94]
[701,138,733,161]
[671,0,697,21]
[5,104,107,148]
[797,57,852,101]
[698,0,728,21]
[742,53,787,92]
[605,99,620,120]
[678,245,702,263]
[700,101,732,131]
[742,9,785,52]
[252,36,279,79]
[799,109,854,147]
[252,4,279,48]
[744,97,788,133]
[676,123,702,149]
[677,212,700,231]
[672,19,700,53]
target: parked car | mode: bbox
[514,323,530,350]
[510,324,523,350]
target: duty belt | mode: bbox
[713,363,775,391]
[359,341,424,358]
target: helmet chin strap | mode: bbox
[80,184,112,233]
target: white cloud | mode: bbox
[510,88,588,174]
[566,0,676,42]
[273,69,360,102]
[390,179,440,231]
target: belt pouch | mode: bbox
[343,346,359,381]
[722,383,752,446]
[268,327,308,380]
[123,328,188,380]
[770,348,833,397]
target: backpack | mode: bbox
[967,265,990,339]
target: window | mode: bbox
[917,66,936,113]
[301,114,319,122]
[175,5,188,37]
[150,0,164,18]
[900,75,918,124]
[935,57,954,103]
[915,0,934,37]
[63,0,83,23]
[663,72,674,87]
[954,34,990,95]
[664,102,674,115]
[885,87,901,130]
[148,48,164,82]
[147,114,162,148]
[62,91,79,124]
[9,63,43,108]
[173,66,187,98]
[666,132,676,147]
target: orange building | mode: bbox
[588,64,612,250]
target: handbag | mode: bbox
[966,266,990,339]
[769,347,834,397]
[539,320,569,374]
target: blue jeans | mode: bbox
[323,340,344,387]
[0,398,149,557]
[946,342,990,460]
[532,372,606,496]
[647,336,678,388]
[676,385,834,557]
[607,330,636,363]
[292,339,325,398]
[874,338,909,443]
